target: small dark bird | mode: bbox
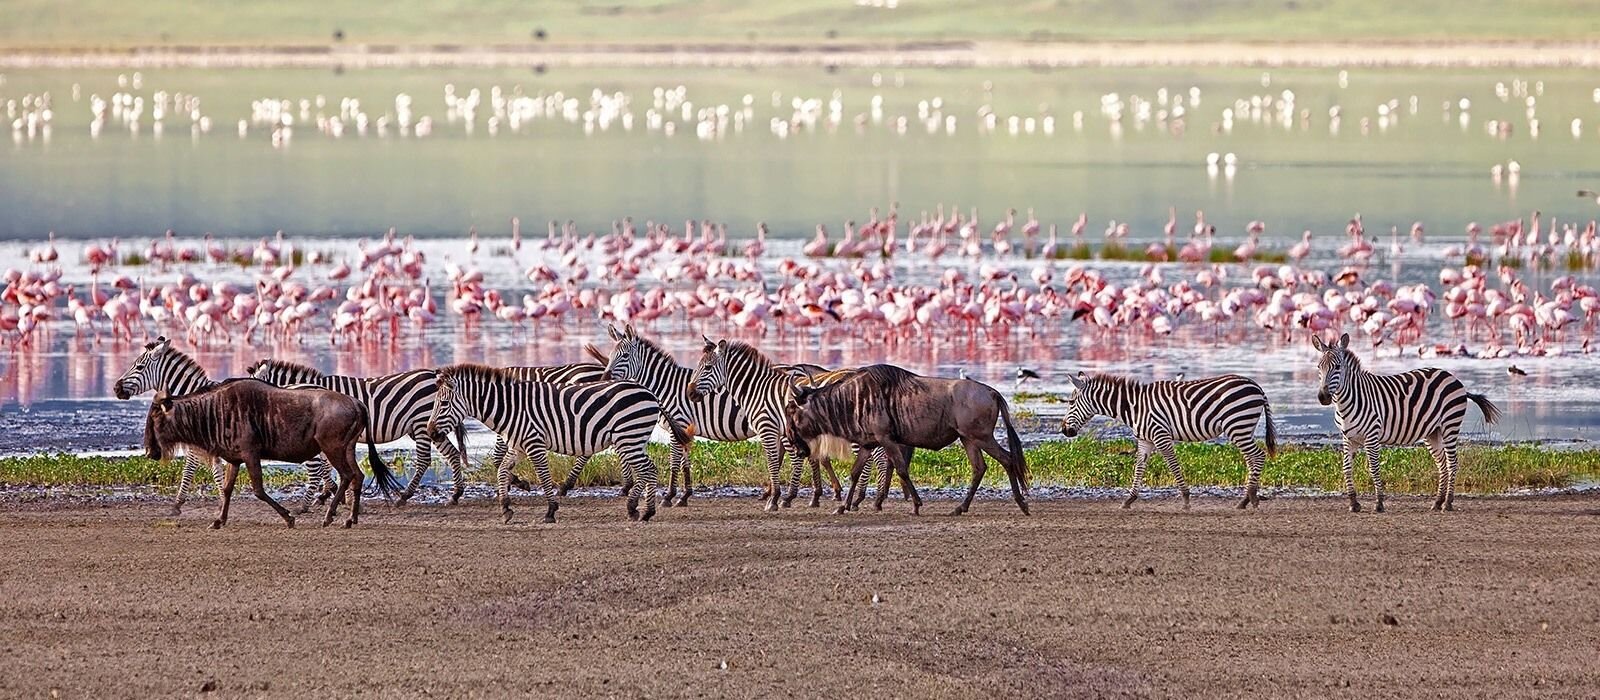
[1173,372,1186,382]
[1016,367,1041,382]
[1578,189,1600,205]
[1507,365,1527,377]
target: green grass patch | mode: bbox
[1252,249,1289,264]
[1013,390,1065,404]
[10,441,1597,497]
[120,252,148,266]
[1063,242,1094,260]
[1566,251,1590,271]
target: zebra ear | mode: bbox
[1068,371,1087,390]
[1338,332,1350,349]
[1310,334,1327,352]
[702,335,715,352]
[624,324,636,338]
[608,324,623,341]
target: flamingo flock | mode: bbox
[5,205,1600,362]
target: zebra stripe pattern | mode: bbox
[597,324,750,506]
[490,362,607,494]
[113,337,335,514]
[247,359,465,505]
[688,338,807,511]
[1062,371,1277,509]
[1312,332,1502,512]
[425,364,666,522]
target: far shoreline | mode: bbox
[3,39,1599,70]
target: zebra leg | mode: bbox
[676,443,692,507]
[397,429,436,505]
[661,444,681,505]
[835,450,871,515]
[1444,438,1462,512]
[245,457,294,527]
[1426,433,1449,511]
[525,448,559,524]
[1364,443,1386,513]
[299,456,329,514]
[497,444,521,524]
[1125,440,1152,508]
[428,434,469,505]
[807,457,824,508]
[171,452,207,516]
[558,456,589,496]
[621,442,660,522]
[1341,438,1362,512]
[1234,434,1266,509]
[782,447,806,508]
[212,461,240,530]
[1156,440,1190,510]
[760,431,785,512]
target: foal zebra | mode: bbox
[1312,333,1502,512]
[247,359,467,505]
[113,336,332,515]
[425,364,677,522]
[1061,372,1277,509]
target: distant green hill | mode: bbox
[1,0,1590,48]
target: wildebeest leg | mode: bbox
[806,458,825,508]
[245,457,294,527]
[323,448,359,527]
[821,457,843,503]
[952,439,991,516]
[212,461,240,530]
[976,438,1029,515]
[558,456,590,497]
[835,450,871,515]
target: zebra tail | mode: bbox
[1263,401,1279,460]
[583,343,610,365]
[665,416,694,449]
[996,394,1030,490]
[358,405,402,495]
[1468,392,1503,425]
[454,422,470,468]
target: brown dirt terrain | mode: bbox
[1,495,1597,699]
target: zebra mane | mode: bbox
[721,340,777,371]
[255,358,324,378]
[1086,373,1144,388]
[627,333,677,363]
[439,363,513,382]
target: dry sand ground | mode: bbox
[1,494,1597,698]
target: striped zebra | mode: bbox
[689,338,864,511]
[113,336,333,515]
[1312,333,1502,512]
[1061,371,1277,509]
[493,363,607,495]
[246,359,467,505]
[424,364,678,523]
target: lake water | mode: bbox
[2,65,1597,457]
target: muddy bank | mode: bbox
[1,497,1596,698]
[3,40,1599,69]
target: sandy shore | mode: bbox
[2,40,1599,70]
[2,495,1596,698]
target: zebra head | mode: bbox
[425,369,468,445]
[686,336,729,401]
[1060,371,1097,438]
[602,324,644,382]
[1311,332,1353,405]
[114,336,173,399]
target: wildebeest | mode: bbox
[143,378,400,529]
[785,364,1030,516]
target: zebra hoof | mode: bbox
[1349,501,1362,513]
[210,519,223,530]
[1236,498,1250,510]
[1375,501,1385,514]
[949,507,965,516]
[502,510,515,524]
[833,505,848,515]
[763,503,778,512]
[781,499,794,509]
[660,498,674,509]
[284,516,295,528]
[676,497,690,508]
[641,507,656,522]
[342,519,354,529]
[1444,502,1456,512]
[168,506,183,517]
[911,503,921,516]
[809,499,821,508]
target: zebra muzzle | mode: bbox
[1317,392,1332,406]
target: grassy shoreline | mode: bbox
[3,441,1596,496]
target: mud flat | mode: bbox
[1,496,1596,698]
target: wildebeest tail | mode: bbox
[1468,392,1502,425]
[995,392,1029,490]
[357,404,402,495]
[584,342,610,365]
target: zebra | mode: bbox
[494,363,607,495]
[113,336,333,515]
[1061,371,1277,510]
[246,359,469,506]
[1312,332,1502,512]
[424,363,678,523]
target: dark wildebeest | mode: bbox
[143,378,400,529]
[785,364,1030,516]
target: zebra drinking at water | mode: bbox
[113,337,333,515]
[424,364,678,523]
[1060,372,1277,509]
[1311,333,1502,512]
[246,359,468,505]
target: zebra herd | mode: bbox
[113,329,1501,526]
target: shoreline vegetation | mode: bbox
[3,440,1596,497]
[3,40,1600,70]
